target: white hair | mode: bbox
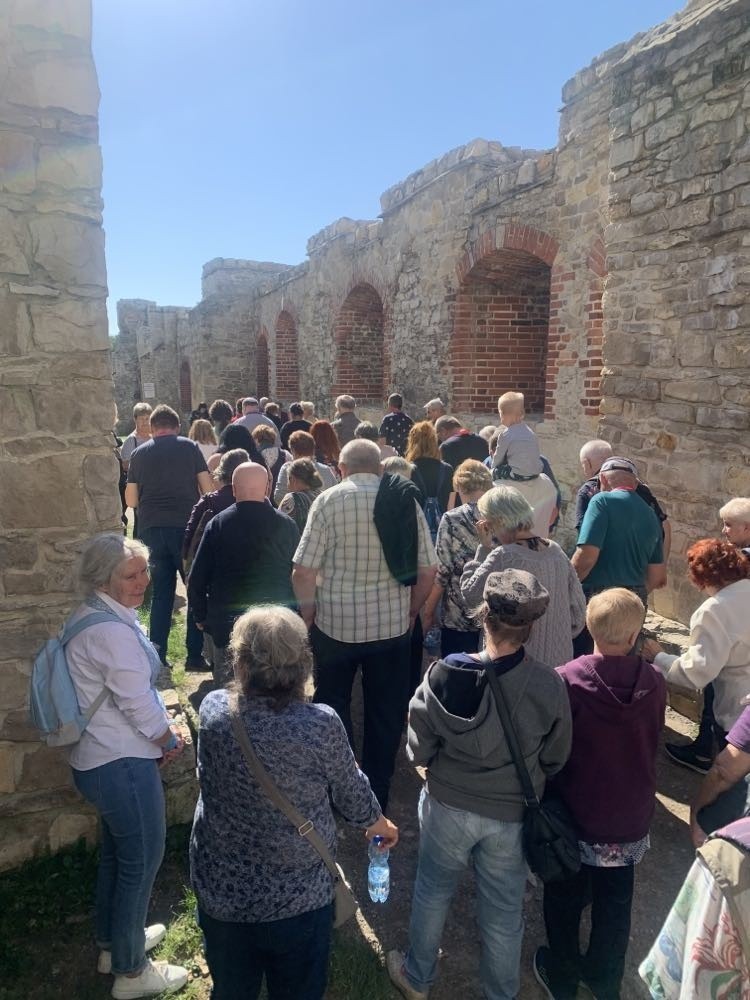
[77,533,149,595]
[720,497,750,522]
[580,439,613,471]
[478,425,497,443]
[335,394,356,411]
[382,456,414,479]
[478,486,534,534]
[339,439,381,473]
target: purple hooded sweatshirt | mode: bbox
[554,654,666,844]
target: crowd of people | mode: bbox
[69,388,750,999]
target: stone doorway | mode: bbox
[452,249,551,415]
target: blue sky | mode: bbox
[93,0,682,333]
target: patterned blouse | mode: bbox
[190,689,381,923]
[434,501,483,633]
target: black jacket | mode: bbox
[187,500,300,646]
[373,472,421,587]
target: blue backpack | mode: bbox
[29,611,119,747]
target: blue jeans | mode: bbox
[404,789,526,1000]
[140,525,202,663]
[198,903,333,1000]
[73,757,166,975]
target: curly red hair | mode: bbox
[687,538,750,591]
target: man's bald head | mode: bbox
[232,462,269,501]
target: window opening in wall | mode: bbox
[331,283,384,405]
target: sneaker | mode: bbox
[386,950,429,999]
[111,959,188,999]
[665,742,713,774]
[532,947,556,999]
[98,924,167,974]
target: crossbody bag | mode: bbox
[228,691,358,926]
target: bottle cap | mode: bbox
[372,835,384,846]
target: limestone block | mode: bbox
[714,337,750,368]
[37,142,101,191]
[0,453,86,529]
[7,55,99,117]
[630,191,666,214]
[696,405,750,429]
[611,375,660,400]
[0,536,37,572]
[669,197,712,229]
[0,708,39,742]
[724,465,750,495]
[48,810,98,853]
[690,99,740,127]
[10,0,91,39]
[7,281,58,296]
[0,130,36,193]
[610,136,642,168]
[644,116,688,148]
[0,385,36,437]
[663,378,721,403]
[0,205,30,274]
[28,215,106,288]
[654,400,696,423]
[0,742,21,793]
[723,385,750,407]
[0,811,52,870]
[18,744,71,791]
[678,332,713,366]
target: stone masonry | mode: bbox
[114,0,750,628]
[0,1,120,869]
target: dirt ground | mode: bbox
[332,684,698,1000]
[182,664,699,1000]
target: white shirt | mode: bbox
[654,579,750,731]
[198,442,218,462]
[509,474,558,540]
[66,591,170,770]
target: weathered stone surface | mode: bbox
[0,206,30,274]
[0,131,36,194]
[37,142,101,191]
[6,55,99,117]
[0,454,86,528]
[663,379,722,403]
[28,215,106,288]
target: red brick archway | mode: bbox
[179,358,192,411]
[275,310,299,402]
[580,236,606,416]
[256,327,270,399]
[332,283,384,405]
[453,225,560,417]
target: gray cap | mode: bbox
[482,569,550,625]
[600,456,637,476]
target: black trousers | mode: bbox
[543,863,635,1000]
[310,625,410,813]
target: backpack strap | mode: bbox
[60,610,123,719]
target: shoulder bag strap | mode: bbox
[479,651,540,808]
[228,691,341,881]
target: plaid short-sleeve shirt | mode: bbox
[294,473,436,643]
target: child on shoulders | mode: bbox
[533,588,667,1000]
[492,391,543,481]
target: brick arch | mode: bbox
[256,327,270,399]
[580,235,606,416]
[452,225,560,416]
[179,358,192,411]
[331,282,385,405]
[274,309,299,402]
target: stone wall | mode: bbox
[114,0,748,626]
[0,0,121,869]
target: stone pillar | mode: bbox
[0,1,120,870]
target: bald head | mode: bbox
[580,439,613,478]
[232,462,269,501]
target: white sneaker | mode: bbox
[98,924,167,974]
[111,959,188,999]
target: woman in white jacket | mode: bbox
[643,538,750,740]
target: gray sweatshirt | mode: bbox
[408,651,572,822]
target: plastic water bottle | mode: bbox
[368,835,390,902]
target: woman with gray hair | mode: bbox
[190,605,398,999]
[461,485,586,667]
[66,532,188,998]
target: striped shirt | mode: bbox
[294,473,436,643]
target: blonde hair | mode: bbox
[405,420,440,462]
[300,401,315,420]
[497,391,525,415]
[188,419,217,445]
[586,588,645,648]
[720,497,750,523]
[453,459,492,496]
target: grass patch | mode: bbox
[328,931,396,1000]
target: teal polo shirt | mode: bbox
[577,488,663,594]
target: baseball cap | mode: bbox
[600,457,637,476]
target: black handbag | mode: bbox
[481,654,581,883]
